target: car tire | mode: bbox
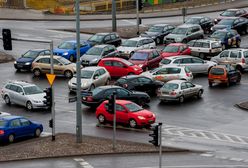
[33,68,41,77]
[156,38,160,45]
[208,81,213,87]
[4,95,11,105]
[129,119,137,128]
[8,134,15,143]
[105,79,110,85]
[98,114,106,124]
[69,55,74,62]
[236,40,241,48]
[34,128,41,137]
[178,96,184,103]
[89,84,95,91]
[26,101,33,111]
[199,53,205,59]
[64,70,73,78]
[129,52,134,58]
[197,90,203,99]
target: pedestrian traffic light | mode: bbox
[149,124,159,146]
[49,119,53,128]
[138,0,144,11]
[2,29,12,50]
[106,94,115,113]
[44,87,52,109]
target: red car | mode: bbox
[98,57,143,77]
[160,43,191,58]
[96,100,156,128]
[128,49,163,71]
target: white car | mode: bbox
[0,111,11,117]
[159,55,217,74]
[141,65,193,83]
[117,37,156,59]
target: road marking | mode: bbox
[74,158,94,168]
[121,19,147,27]
[40,132,52,137]
[137,165,248,168]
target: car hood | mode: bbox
[69,77,93,85]
[206,60,217,66]
[53,48,71,53]
[87,40,101,47]
[161,52,179,57]
[26,93,46,101]
[117,46,136,53]
[141,32,159,37]
[16,57,34,63]
[135,109,154,118]
[212,25,231,30]
[166,34,185,39]
[208,37,224,42]
[81,54,101,61]
[129,59,146,65]
[140,71,153,78]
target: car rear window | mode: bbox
[211,42,222,49]
[161,59,171,65]
[92,87,103,96]
[162,83,179,90]
[0,120,6,126]
[210,68,225,75]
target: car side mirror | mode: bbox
[20,92,24,95]
[94,75,99,80]
[58,63,63,66]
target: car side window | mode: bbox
[10,119,21,127]
[16,86,23,93]
[116,104,126,112]
[202,42,210,48]
[94,70,101,78]
[173,59,181,64]
[5,84,11,89]
[194,42,202,47]
[108,46,115,52]
[104,35,111,41]
[99,69,106,75]
[192,58,204,64]
[110,34,116,40]
[219,51,229,58]
[103,61,112,66]
[181,83,187,90]
[113,61,124,68]
[44,50,50,55]
[163,27,168,32]
[185,82,194,88]
[39,51,45,56]
[137,40,143,46]
[103,89,114,97]
[181,58,192,64]
[187,40,195,47]
[53,59,60,65]
[9,85,18,92]
[39,58,50,64]
[168,68,181,74]
[138,77,152,84]
[130,78,139,85]
[116,88,129,97]
[154,68,168,75]
[20,118,30,126]
[152,51,159,58]
[230,51,239,58]
[243,51,248,58]
[234,19,239,25]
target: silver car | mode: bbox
[159,55,217,74]
[68,66,111,92]
[158,80,203,103]
[1,81,46,110]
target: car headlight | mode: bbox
[151,36,156,39]
[214,19,218,22]
[63,52,69,56]
[138,64,143,68]
[25,62,31,65]
[91,58,98,63]
[33,100,41,103]
[210,27,213,31]
[14,61,17,64]
[176,38,182,42]
[134,68,139,71]
[81,82,89,87]
[138,116,146,120]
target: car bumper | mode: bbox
[14,64,32,70]
[69,85,90,92]
[159,95,180,101]
[138,117,156,126]
[81,99,101,107]
[32,102,48,109]
[209,79,228,84]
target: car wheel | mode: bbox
[34,128,41,137]
[199,53,205,59]
[156,38,160,45]
[26,101,33,111]
[178,96,184,103]
[129,52,134,58]
[98,114,105,124]
[64,70,73,78]
[89,84,95,91]
[208,81,213,87]
[236,40,241,48]
[197,90,203,99]
[69,55,74,62]
[129,119,137,128]
[105,79,110,85]
[4,95,11,105]
[8,134,14,143]
[33,68,41,77]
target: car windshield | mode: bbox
[218,19,235,26]
[86,47,103,55]
[186,18,200,24]
[172,27,187,35]
[88,34,104,43]
[163,45,179,53]
[58,42,75,49]
[57,57,71,65]
[23,85,43,95]
[80,70,94,79]
[130,52,149,60]
[148,26,163,32]
[210,68,225,75]
[221,10,236,17]
[22,50,40,58]
[0,120,6,126]
[162,83,179,90]
[92,87,103,95]
[210,31,227,39]
[125,103,143,112]
[161,59,171,65]
[122,40,137,47]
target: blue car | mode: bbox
[0,115,43,143]
[53,40,91,62]
[14,49,50,71]
[209,29,241,50]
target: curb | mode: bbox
[235,102,248,111]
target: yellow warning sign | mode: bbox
[46,74,56,86]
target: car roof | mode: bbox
[127,37,153,41]
[167,43,186,46]
[187,16,206,19]
[93,44,113,48]
[0,115,23,121]
[161,64,185,68]
[135,49,157,53]
[103,99,133,104]
[36,55,63,59]
[6,80,35,87]
[95,32,116,35]
[119,75,143,80]
[226,9,240,11]
[28,49,49,52]
[221,17,239,20]
[224,48,248,52]
[190,39,219,43]
[101,57,126,62]
[63,40,87,43]
[177,24,200,28]
[98,85,122,89]
[211,65,227,69]
[167,79,188,84]
[152,24,169,27]
[82,66,104,71]
[163,55,193,60]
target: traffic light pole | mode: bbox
[50,41,55,141]
[136,0,140,35]
[159,122,162,168]
[112,0,117,32]
[112,92,117,150]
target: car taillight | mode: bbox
[87,96,93,102]
[0,130,4,135]
[123,84,128,88]
[242,58,245,64]
[170,91,177,96]
[186,73,191,77]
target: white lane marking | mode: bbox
[121,19,147,27]
[137,165,248,168]
[40,132,52,137]
[74,158,94,168]
[200,153,214,157]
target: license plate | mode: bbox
[17,65,23,67]
[214,80,221,83]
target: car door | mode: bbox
[191,57,207,73]
[152,68,169,82]
[112,60,128,77]
[53,58,64,75]
[79,42,89,56]
[99,68,109,86]
[180,58,193,71]
[218,50,230,62]
[137,40,145,50]
[8,84,19,104]
[137,77,155,93]
[102,60,114,76]
[115,104,128,124]
[151,50,162,68]
[15,86,26,106]
[110,34,118,47]
[9,119,23,138]
[38,57,50,73]
[180,82,191,98]
[103,35,112,45]
[116,88,132,101]
[92,70,102,87]
[228,50,240,64]
[20,118,33,136]
[185,82,196,97]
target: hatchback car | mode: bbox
[159,55,217,74]
[208,64,241,87]
[68,66,111,92]
[215,9,248,24]
[14,49,50,71]
[32,55,76,78]
[140,24,175,44]
[1,81,46,110]
[81,85,150,108]
[117,37,156,59]
[187,39,222,59]
[98,57,143,77]
[87,32,122,47]
[164,24,204,44]
[96,100,156,128]
[114,75,164,95]
[141,65,193,82]
[80,44,119,66]
[128,49,162,71]
[53,40,91,62]
[158,80,203,103]
[209,29,241,50]
[210,48,248,73]
[185,16,214,34]
[160,43,191,58]
[0,115,43,143]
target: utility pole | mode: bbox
[112,0,117,32]
[75,0,82,143]
[50,41,55,141]
[136,0,140,35]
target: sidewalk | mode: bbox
[0,0,247,21]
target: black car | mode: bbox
[211,17,248,35]
[87,32,122,47]
[215,9,248,24]
[185,16,214,34]
[141,24,175,44]
[114,75,164,95]
[81,85,150,108]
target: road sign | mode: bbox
[46,74,56,86]
[69,97,77,103]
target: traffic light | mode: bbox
[149,124,159,146]
[2,29,12,50]
[44,87,52,109]
[138,0,144,11]
[106,94,115,113]
[49,119,53,128]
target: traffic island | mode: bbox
[0,51,15,63]
[0,133,190,162]
[235,101,248,111]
